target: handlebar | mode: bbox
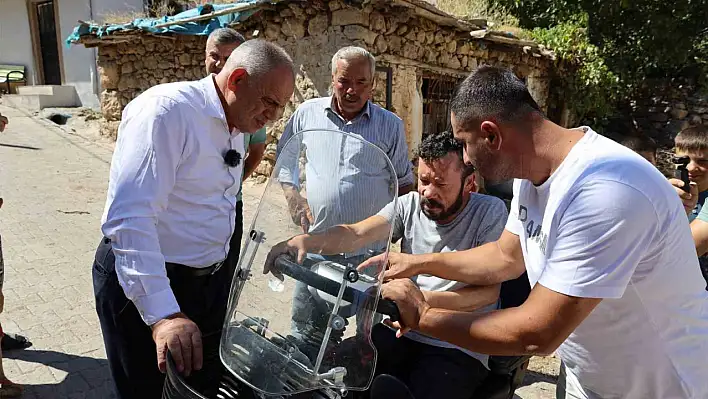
[273,254,401,322]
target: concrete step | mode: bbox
[2,85,78,110]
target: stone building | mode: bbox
[71,0,557,177]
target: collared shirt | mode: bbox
[277,97,414,236]
[101,76,244,325]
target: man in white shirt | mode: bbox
[92,40,295,399]
[375,66,708,399]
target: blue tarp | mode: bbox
[66,1,262,47]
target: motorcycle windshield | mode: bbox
[221,129,400,396]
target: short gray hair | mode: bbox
[222,39,294,79]
[331,46,376,80]
[207,27,245,46]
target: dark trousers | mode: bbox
[366,324,488,399]
[93,202,243,399]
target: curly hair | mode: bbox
[414,131,475,177]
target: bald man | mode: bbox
[93,40,295,399]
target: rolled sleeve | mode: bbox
[390,121,414,187]
[102,101,185,325]
[504,180,523,236]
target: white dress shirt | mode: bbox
[101,76,244,325]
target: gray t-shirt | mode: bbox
[377,191,508,368]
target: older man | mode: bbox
[203,27,268,272]
[275,46,414,355]
[268,131,507,398]
[379,66,708,399]
[93,40,295,399]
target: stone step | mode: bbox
[2,85,78,110]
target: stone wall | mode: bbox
[632,85,708,146]
[91,0,555,176]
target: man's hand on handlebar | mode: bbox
[357,252,423,281]
[381,279,430,338]
[152,312,203,377]
[263,236,309,279]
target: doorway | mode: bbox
[28,0,62,85]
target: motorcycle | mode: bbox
[162,129,531,399]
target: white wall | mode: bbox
[56,0,144,108]
[0,0,38,85]
[0,0,143,108]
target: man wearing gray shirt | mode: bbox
[268,131,508,398]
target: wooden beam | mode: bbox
[150,0,277,29]
[379,54,469,78]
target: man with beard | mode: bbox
[266,131,508,398]
[375,66,708,399]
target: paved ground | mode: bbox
[0,104,557,398]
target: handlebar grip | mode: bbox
[274,255,402,321]
[376,298,401,322]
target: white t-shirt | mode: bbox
[506,127,708,399]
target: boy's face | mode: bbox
[676,149,708,192]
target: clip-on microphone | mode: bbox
[224,149,242,168]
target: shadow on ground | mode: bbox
[5,349,115,398]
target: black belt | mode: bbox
[165,260,225,277]
[103,237,225,278]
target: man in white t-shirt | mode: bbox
[372,66,708,399]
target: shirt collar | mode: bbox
[325,96,371,121]
[200,74,229,122]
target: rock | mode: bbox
[145,41,155,52]
[265,23,282,40]
[385,18,399,35]
[649,113,669,122]
[255,161,274,176]
[447,40,457,53]
[264,143,277,161]
[667,119,690,134]
[159,61,172,70]
[136,46,146,56]
[331,9,369,26]
[405,29,417,41]
[447,56,461,70]
[424,48,438,64]
[374,35,388,54]
[100,91,122,121]
[179,53,191,66]
[329,0,342,11]
[144,58,158,69]
[438,52,450,67]
[461,55,468,68]
[694,107,708,114]
[387,36,403,54]
[133,60,143,70]
[417,31,426,43]
[279,8,293,18]
[434,31,445,44]
[100,46,118,59]
[459,43,471,55]
[369,12,386,32]
[161,77,170,84]
[343,25,378,45]
[281,19,306,39]
[121,62,134,74]
[149,78,158,87]
[176,69,185,79]
[287,3,306,18]
[403,42,420,59]
[691,115,703,125]
[308,14,329,36]
[676,102,687,110]
[396,25,408,35]
[184,68,194,80]
[425,32,435,44]
[671,108,689,119]
[98,64,120,90]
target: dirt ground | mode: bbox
[38,107,560,398]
